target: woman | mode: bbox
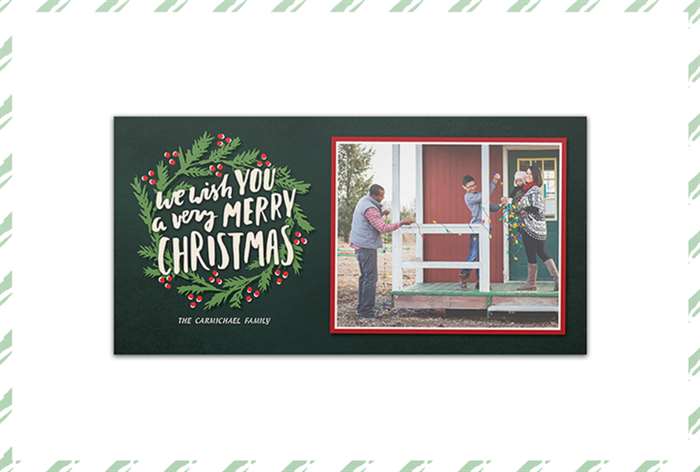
[516,165,559,291]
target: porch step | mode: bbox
[487,303,559,313]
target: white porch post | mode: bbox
[392,144,402,291]
[415,144,424,284]
[502,146,509,283]
[479,144,490,292]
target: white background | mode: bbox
[0,1,692,470]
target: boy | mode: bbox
[459,173,501,290]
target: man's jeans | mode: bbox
[356,247,378,317]
[460,234,479,282]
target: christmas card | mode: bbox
[114,117,586,354]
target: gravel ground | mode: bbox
[336,239,558,329]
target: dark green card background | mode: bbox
[114,117,587,354]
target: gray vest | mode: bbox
[349,195,384,249]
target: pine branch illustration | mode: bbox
[204,137,241,163]
[225,148,259,169]
[131,177,155,228]
[204,290,230,309]
[275,166,311,194]
[182,167,211,178]
[176,271,225,297]
[137,244,158,261]
[258,264,274,292]
[228,290,244,309]
[155,161,169,192]
[292,244,304,275]
[160,132,214,190]
[144,266,162,278]
[222,275,253,290]
[182,271,210,286]
[176,284,222,295]
[183,132,213,167]
[293,204,314,232]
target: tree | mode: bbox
[337,143,374,242]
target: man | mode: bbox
[459,173,501,290]
[349,184,413,319]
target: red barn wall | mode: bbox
[422,145,504,283]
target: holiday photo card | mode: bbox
[114,117,586,354]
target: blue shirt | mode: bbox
[464,181,498,224]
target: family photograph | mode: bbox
[332,138,564,333]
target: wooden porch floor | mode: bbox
[393,282,558,297]
[392,282,559,312]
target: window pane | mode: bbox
[545,198,556,217]
[519,160,529,170]
[544,160,555,171]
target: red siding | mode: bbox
[422,145,504,283]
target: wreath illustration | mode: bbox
[130,130,314,310]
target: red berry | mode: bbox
[216,141,224,147]
[189,302,197,309]
[168,159,176,166]
[164,283,172,289]
[254,290,260,298]
[294,239,300,245]
[246,296,253,303]
[225,137,232,144]
[196,295,203,302]
[274,269,281,276]
[149,179,157,185]
[276,278,283,285]
[148,169,155,177]
[166,275,173,282]
[187,293,194,300]
[141,175,149,182]
[265,161,271,167]
[217,133,225,140]
[209,165,216,172]
[164,152,171,158]
[246,287,253,293]
[261,153,268,160]
[158,276,165,283]
[256,161,263,167]
[282,271,288,279]
[172,151,179,158]
[212,270,219,277]
[208,276,215,283]
[216,278,223,285]
[215,171,222,178]
[294,231,301,238]
[301,238,307,245]
[216,163,223,170]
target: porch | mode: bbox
[392,282,559,314]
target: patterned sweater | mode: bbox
[518,185,547,240]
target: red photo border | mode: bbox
[330,136,567,336]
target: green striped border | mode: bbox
[0,0,693,470]
[690,0,700,454]
[0,0,11,459]
[0,0,666,14]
